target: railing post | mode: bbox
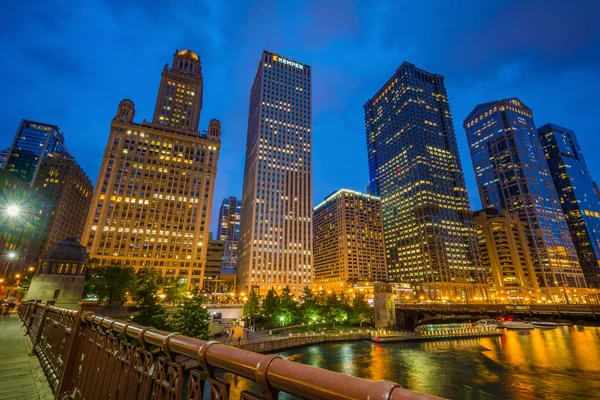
[55,301,98,399]
[33,300,56,347]
[24,300,42,337]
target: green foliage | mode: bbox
[350,292,371,327]
[324,293,349,328]
[170,288,210,339]
[130,268,169,330]
[84,260,136,305]
[162,277,187,305]
[278,285,298,325]
[299,287,320,324]
[243,287,260,319]
[261,288,280,323]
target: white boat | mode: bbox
[503,321,534,330]
[474,319,503,329]
[532,321,558,329]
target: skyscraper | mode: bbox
[473,209,539,302]
[33,152,94,250]
[4,120,68,185]
[217,196,241,274]
[464,99,586,300]
[82,49,221,287]
[237,51,312,296]
[538,123,600,288]
[0,148,9,169]
[364,62,485,300]
[313,189,387,291]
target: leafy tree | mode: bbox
[261,288,280,323]
[350,293,371,328]
[278,285,297,324]
[243,287,260,328]
[324,293,349,328]
[130,268,169,330]
[84,261,136,305]
[170,288,210,339]
[162,277,187,305]
[299,287,320,326]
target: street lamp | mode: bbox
[5,204,21,218]
[280,316,285,327]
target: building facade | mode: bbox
[82,49,221,287]
[4,120,68,185]
[313,189,387,291]
[538,123,600,288]
[216,196,241,274]
[205,235,224,281]
[0,170,52,276]
[33,152,94,251]
[464,99,586,300]
[473,209,538,302]
[364,62,485,300]
[237,51,312,296]
[0,148,9,169]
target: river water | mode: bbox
[274,326,600,400]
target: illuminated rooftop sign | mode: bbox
[272,55,304,70]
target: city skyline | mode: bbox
[2,1,599,233]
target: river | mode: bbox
[273,326,600,399]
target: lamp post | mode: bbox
[280,316,285,328]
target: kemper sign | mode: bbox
[272,55,304,70]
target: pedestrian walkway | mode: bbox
[0,313,54,400]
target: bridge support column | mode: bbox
[374,283,396,329]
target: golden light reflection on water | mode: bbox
[269,327,600,399]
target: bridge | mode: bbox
[395,303,599,328]
[8,300,442,400]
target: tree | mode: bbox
[261,288,280,323]
[243,287,260,328]
[299,287,320,326]
[162,277,186,305]
[84,261,136,305]
[324,293,349,328]
[278,285,297,325]
[130,268,169,330]
[170,288,210,339]
[350,293,371,328]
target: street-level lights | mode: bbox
[280,316,285,327]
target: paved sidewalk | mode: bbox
[0,313,54,400]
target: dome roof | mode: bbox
[178,49,199,61]
[40,237,89,263]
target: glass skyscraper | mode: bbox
[237,51,312,296]
[4,120,68,185]
[217,196,242,274]
[538,123,600,288]
[464,99,586,299]
[365,62,485,300]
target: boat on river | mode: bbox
[503,321,534,330]
[532,321,558,329]
[474,319,503,329]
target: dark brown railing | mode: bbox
[17,301,443,400]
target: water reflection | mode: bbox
[275,327,600,399]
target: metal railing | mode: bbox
[17,301,443,400]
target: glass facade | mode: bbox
[5,120,67,185]
[217,196,241,274]
[538,123,600,287]
[464,99,586,294]
[237,51,312,296]
[364,62,485,300]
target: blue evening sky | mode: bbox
[1,0,600,231]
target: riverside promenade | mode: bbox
[0,313,53,400]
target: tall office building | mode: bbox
[33,152,94,250]
[217,196,241,274]
[364,62,485,300]
[313,189,387,291]
[205,234,224,280]
[237,51,312,296]
[4,120,68,185]
[0,170,51,275]
[0,148,9,169]
[82,49,221,287]
[473,209,538,302]
[538,123,600,288]
[464,99,586,299]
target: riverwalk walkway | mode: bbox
[0,313,53,400]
